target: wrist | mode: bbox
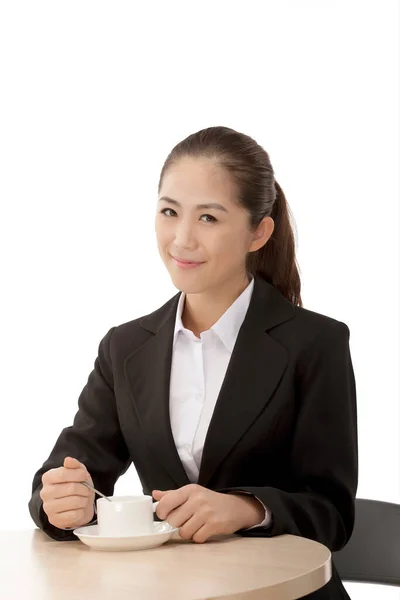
[231,493,265,529]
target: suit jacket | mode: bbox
[29,275,358,600]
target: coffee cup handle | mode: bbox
[152,500,177,533]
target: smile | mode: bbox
[171,256,205,269]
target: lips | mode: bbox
[171,256,203,264]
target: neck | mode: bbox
[181,272,252,336]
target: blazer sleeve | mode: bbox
[217,320,358,553]
[28,326,132,541]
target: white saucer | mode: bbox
[73,522,179,551]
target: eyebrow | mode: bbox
[158,196,228,213]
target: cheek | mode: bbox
[210,232,247,261]
[155,222,169,246]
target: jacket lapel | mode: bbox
[124,275,295,489]
[124,293,191,489]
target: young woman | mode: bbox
[29,126,358,600]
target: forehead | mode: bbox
[160,157,237,204]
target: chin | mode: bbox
[168,273,209,294]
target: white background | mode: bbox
[1,2,399,598]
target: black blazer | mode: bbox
[29,275,358,600]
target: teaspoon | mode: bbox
[80,480,112,502]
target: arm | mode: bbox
[218,320,358,552]
[28,326,132,541]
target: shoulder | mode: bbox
[292,304,350,336]
[286,306,351,374]
[271,301,351,364]
[259,278,350,347]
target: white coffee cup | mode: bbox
[96,495,160,537]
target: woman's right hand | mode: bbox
[40,456,95,529]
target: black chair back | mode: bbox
[333,498,400,586]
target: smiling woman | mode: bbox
[29,126,357,600]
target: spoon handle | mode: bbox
[80,480,112,502]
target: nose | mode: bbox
[173,220,197,250]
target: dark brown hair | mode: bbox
[158,126,302,307]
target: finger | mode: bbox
[49,508,86,529]
[152,490,170,500]
[192,524,213,544]
[161,502,195,528]
[46,466,90,485]
[43,495,89,516]
[156,487,192,520]
[63,456,87,471]
[41,482,93,501]
[178,513,206,542]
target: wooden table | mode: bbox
[1,529,331,599]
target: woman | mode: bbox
[29,126,358,600]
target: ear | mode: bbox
[248,217,274,253]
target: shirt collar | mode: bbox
[173,276,255,352]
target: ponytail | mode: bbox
[246,180,302,307]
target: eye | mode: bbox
[159,208,217,223]
[200,214,217,223]
[160,208,176,217]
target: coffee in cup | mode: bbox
[96,495,160,537]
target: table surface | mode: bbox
[1,529,331,600]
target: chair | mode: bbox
[332,498,400,587]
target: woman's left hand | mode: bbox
[152,484,265,543]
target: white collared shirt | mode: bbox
[169,276,271,529]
